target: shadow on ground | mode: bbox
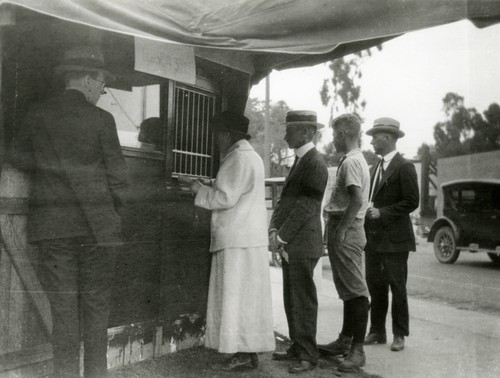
[109,333,383,378]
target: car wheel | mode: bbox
[271,251,282,268]
[487,253,500,266]
[433,226,460,264]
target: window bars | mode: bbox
[173,86,216,178]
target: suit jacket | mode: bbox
[365,152,419,252]
[195,139,268,252]
[12,90,129,246]
[269,147,328,258]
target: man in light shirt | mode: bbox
[318,114,370,372]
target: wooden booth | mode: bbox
[0,8,256,376]
[1,1,500,376]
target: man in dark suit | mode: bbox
[363,117,419,352]
[12,46,129,378]
[269,110,328,373]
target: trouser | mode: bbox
[328,216,369,345]
[282,256,320,364]
[365,248,410,337]
[37,236,116,378]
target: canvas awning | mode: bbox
[2,0,500,80]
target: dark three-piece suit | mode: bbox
[364,152,419,337]
[269,147,328,364]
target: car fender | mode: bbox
[427,217,461,243]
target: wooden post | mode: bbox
[264,75,271,177]
[420,144,431,216]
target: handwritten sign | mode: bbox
[135,37,196,84]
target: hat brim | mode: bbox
[365,126,405,138]
[55,65,115,82]
[283,121,324,129]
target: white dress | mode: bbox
[194,139,275,353]
[205,247,275,353]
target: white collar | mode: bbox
[382,149,398,162]
[295,142,314,158]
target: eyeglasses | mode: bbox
[91,77,107,95]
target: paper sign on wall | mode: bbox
[135,37,196,84]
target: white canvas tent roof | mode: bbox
[2,0,500,79]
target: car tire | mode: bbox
[487,253,500,266]
[433,226,460,264]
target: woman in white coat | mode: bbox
[188,111,275,371]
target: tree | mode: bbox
[320,48,381,121]
[471,103,500,152]
[320,47,382,165]
[245,98,291,177]
[432,92,500,158]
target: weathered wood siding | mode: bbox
[0,166,52,377]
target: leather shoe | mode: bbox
[364,332,387,345]
[288,360,316,374]
[391,335,405,351]
[272,350,297,361]
[212,353,257,371]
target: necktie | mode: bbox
[371,158,385,201]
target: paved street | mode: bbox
[322,236,500,316]
[407,237,500,315]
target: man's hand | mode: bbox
[268,230,282,252]
[332,227,347,243]
[366,207,381,220]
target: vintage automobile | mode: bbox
[427,179,500,265]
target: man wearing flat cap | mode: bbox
[185,111,275,371]
[363,117,419,353]
[12,45,128,377]
[269,110,328,373]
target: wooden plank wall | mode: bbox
[0,166,52,377]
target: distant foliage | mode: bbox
[320,47,382,166]
[432,92,500,158]
[245,98,291,177]
[320,47,381,122]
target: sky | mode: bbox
[249,20,500,159]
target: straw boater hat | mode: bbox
[365,117,405,138]
[55,45,115,81]
[211,111,250,139]
[283,110,324,129]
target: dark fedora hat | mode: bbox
[211,111,250,138]
[55,45,115,81]
[365,117,405,138]
[283,110,324,129]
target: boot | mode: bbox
[339,344,366,372]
